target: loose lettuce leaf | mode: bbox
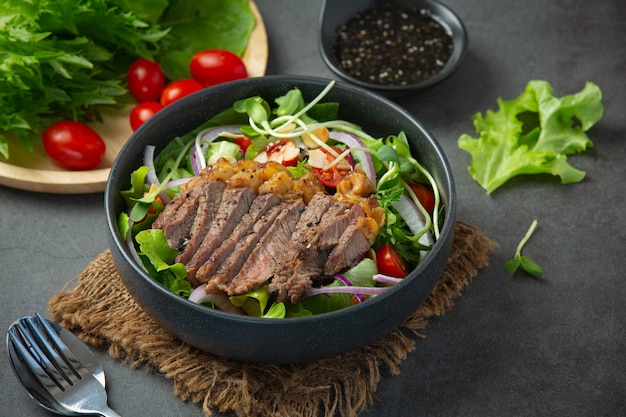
[458,80,603,194]
[135,229,191,296]
[157,0,254,80]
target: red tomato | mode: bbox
[190,49,248,87]
[409,182,435,215]
[312,166,348,188]
[376,243,407,278]
[310,146,353,188]
[160,79,204,106]
[127,58,166,102]
[129,101,164,131]
[235,136,252,153]
[42,120,106,170]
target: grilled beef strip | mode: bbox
[324,216,378,276]
[227,199,306,295]
[152,175,208,250]
[185,186,256,286]
[175,179,227,264]
[206,201,285,294]
[274,201,368,304]
[195,193,280,286]
[267,193,335,301]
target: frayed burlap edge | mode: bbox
[48,221,496,417]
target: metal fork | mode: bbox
[7,312,121,417]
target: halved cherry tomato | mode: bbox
[190,49,247,87]
[160,79,204,106]
[408,182,435,215]
[129,101,164,131]
[376,243,407,278]
[127,58,166,102]
[254,139,300,167]
[235,136,252,153]
[42,120,106,170]
[310,146,353,188]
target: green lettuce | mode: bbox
[157,0,254,80]
[0,0,254,159]
[135,228,191,296]
[458,80,603,194]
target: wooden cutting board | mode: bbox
[0,1,268,194]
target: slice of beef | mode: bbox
[185,186,256,286]
[227,199,305,295]
[176,179,226,264]
[195,193,280,286]
[152,175,208,250]
[324,217,377,276]
[276,201,367,304]
[206,201,285,294]
[267,193,335,301]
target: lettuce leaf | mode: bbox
[135,228,191,296]
[458,80,603,194]
[157,0,254,80]
[0,0,254,159]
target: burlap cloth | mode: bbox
[48,221,495,417]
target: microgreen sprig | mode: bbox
[505,219,543,277]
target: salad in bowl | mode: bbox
[105,75,455,363]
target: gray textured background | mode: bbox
[1,0,624,416]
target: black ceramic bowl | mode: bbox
[318,0,468,93]
[105,75,456,364]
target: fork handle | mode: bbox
[98,406,122,417]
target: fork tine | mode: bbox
[33,312,85,379]
[8,324,64,394]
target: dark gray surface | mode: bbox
[1,0,624,415]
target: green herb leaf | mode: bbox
[458,80,603,194]
[519,256,543,277]
[506,219,543,277]
[377,144,400,163]
[156,0,254,80]
[504,258,520,275]
[274,88,304,117]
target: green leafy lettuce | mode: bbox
[135,228,191,296]
[0,0,254,159]
[157,0,254,80]
[458,80,603,194]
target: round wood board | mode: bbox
[0,1,268,194]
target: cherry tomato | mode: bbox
[254,139,300,167]
[127,58,166,102]
[376,243,407,278]
[235,136,252,153]
[129,101,164,131]
[310,146,353,188]
[312,166,348,188]
[189,49,248,87]
[42,120,106,170]
[409,182,435,215]
[160,79,204,106]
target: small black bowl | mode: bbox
[105,75,456,364]
[318,0,468,93]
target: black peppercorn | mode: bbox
[333,4,454,86]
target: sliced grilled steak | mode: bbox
[185,186,256,286]
[206,202,284,294]
[153,175,207,250]
[324,217,377,276]
[267,193,335,301]
[228,199,305,295]
[274,201,368,304]
[176,179,226,264]
[195,193,280,286]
